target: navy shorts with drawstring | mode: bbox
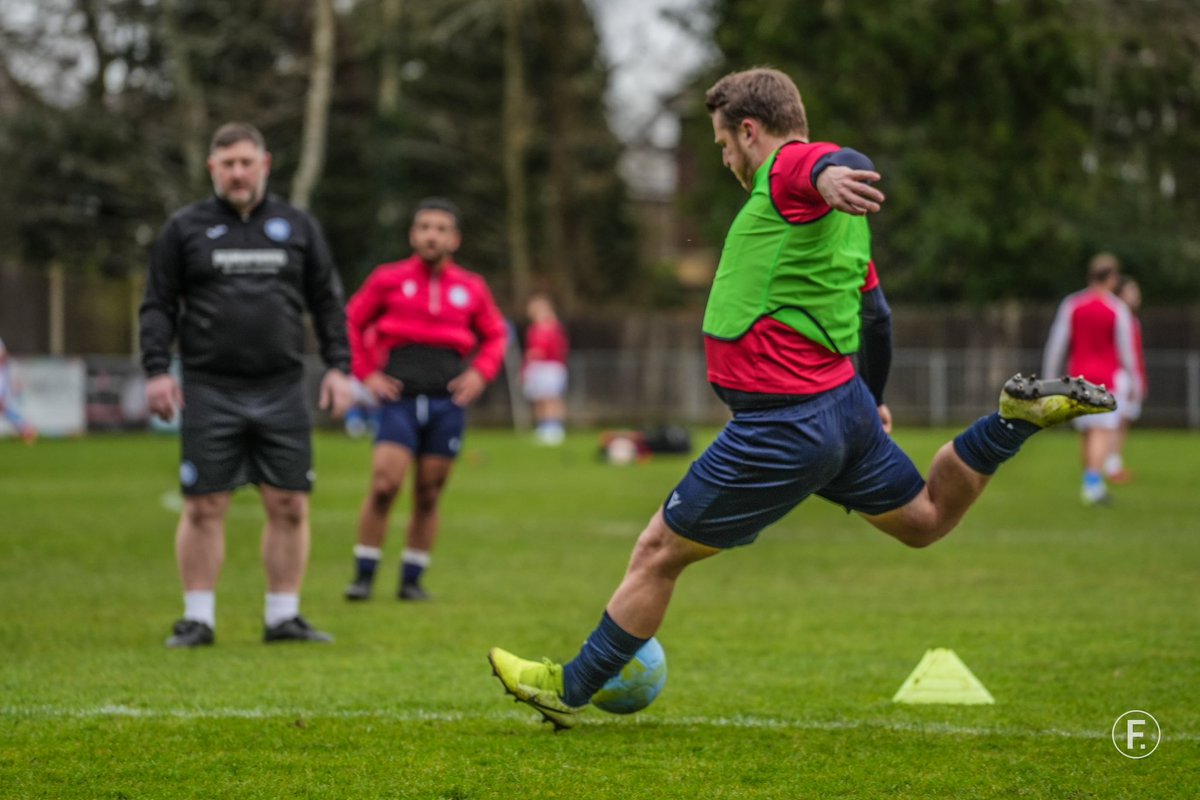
[662,377,925,548]
[375,394,465,458]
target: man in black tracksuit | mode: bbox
[140,121,354,648]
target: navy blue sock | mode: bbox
[355,556,379,581]
[562,612,648,707]
[953,413,1041,475]
[401,560,425,586]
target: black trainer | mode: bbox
[165,619,214,648]
[344,576,373,601]
[263,615,333,643]
[398,583,432,602]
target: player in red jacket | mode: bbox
[343,199,507,601]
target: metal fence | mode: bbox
[11,348,1200,434]
[886,349,1200,428]
[538,348,1200,429]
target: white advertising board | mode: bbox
[0,358,87,438]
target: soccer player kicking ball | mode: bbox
[488,68,1115,730]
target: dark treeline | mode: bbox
[0,0,635,313]
[682,0,1200,302]
[0,0,1197,311]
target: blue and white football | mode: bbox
[591,637,667,714]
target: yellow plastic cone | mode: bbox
[892,648,995,705]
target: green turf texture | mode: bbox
[1,428,1197,798]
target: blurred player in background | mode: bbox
[0,336,37,444]
[488,67,1116,729]
[343,199,507,602]
[1104,275,1146,484]
[522,293,569,445]
[140,122,355,648]
[1041,253,1140,505]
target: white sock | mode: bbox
[183,591,215,627]
[401,548,432,568]
[1104,454,1123,476]
[354,544,383,560]
[265,593,300,627]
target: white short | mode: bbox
[1073,370,1131,431]
[522,361,567,401]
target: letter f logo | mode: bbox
[1125,718,1144,750]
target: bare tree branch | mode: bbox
[503,0,532,306]
[292,0,336,210]
[79,0,113,105]
[162,0,208,193]
[377,0,403,116]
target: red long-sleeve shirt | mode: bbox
[346,256,508,382]
[523,320,569,365]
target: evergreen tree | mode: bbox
[680,0,1200,301]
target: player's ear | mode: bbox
[262,150,273,174]
[740,118,757,144]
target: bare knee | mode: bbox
[627,518,710,580]
[864,498,953,549]
[368,473,402,513]
[264,491,307,529]
[895,528,945,549]
[182,494,228,531]
[413,477,446,516]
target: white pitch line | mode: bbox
[159,490,183,513]
[3,705,1197,742]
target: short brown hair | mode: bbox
[705,68,808,138]
[1087,252,1121,284]
[210,121,266,153]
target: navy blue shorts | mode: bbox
[662,378,925,548]
[375,395,465,458]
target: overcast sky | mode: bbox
[587,0,714,144]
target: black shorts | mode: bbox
[179,381,313,495]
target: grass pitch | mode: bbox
[1,426,1197,798]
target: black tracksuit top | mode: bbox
[139,193,351,389]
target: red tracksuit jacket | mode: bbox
[346,255,508,382]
